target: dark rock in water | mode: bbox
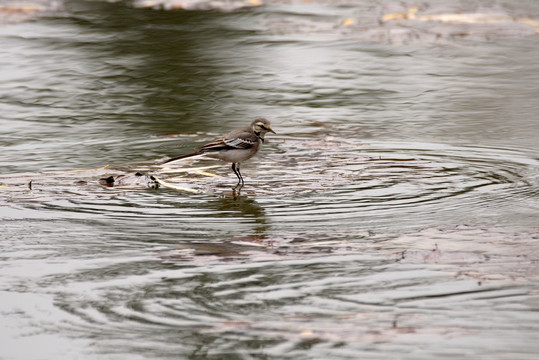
[99,176,116,187]
[99,172,159,189]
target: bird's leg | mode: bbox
[237,163,244,185]
[232,163,240,184]
[232,163,244,190]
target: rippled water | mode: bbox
[1,0,539,359]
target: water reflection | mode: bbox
[69,1,245,132]
[208,194,267,224]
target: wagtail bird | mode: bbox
[163,118,276,189]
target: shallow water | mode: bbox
[1,0,539,359]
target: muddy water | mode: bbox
[1,1,539,359]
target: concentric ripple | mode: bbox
[1,138,537,233]
[33,226,539,359]
[254,138,539,230]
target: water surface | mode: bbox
[1,0,538,359]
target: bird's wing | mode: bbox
[198,128,258,152]
[223,135,257,149]
[197,137,227,151]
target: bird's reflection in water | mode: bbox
[161,194,275,263]
[211,192,267,225]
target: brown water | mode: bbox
[1,0,539,359]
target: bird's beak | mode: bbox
[268,127,276,134]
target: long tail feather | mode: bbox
[162,151,202,164]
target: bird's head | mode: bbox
[251,118,276,137]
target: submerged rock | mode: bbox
[380,5,539,33]
[133,0,263,11]
[336,5,539,44]
[99,172,160,189]
[0,0,62,24]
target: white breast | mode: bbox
[205,146,259,163]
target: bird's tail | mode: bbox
[162,151,203,164]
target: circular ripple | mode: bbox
[1,138,537,232]
[253,139,539,229]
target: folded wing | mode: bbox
[198,131,257,152]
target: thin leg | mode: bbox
[231,163,244,190]
[237,163,244,185]
[231,163,240,184]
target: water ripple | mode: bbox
[1,138,537,232]
[29,227,538,359]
